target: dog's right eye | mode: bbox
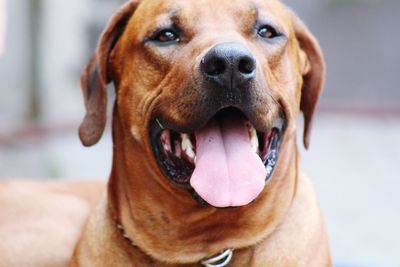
[151,29,180,44]
[257,25,280,39]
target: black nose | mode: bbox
[201,43,256,90]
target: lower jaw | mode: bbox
[151,115,284,207]
[157,139,282,207]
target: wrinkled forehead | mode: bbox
[130,0,290,39]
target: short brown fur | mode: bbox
[74,0,330,266]
[0,0,330,266]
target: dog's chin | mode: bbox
[150,108,285,208]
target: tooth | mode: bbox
[181,134,196,161]
[266,165,273,176]
[174,140,182,157]
[161,129,172,153]
[248,126,259,153]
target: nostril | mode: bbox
[202,57,226,76]
[238,56,256,75]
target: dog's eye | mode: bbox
[257,25,280,39]
[153,29,180,43]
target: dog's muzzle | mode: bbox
[150,43,285,208]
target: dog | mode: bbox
[1,0,331,266]
[0,181,104,266]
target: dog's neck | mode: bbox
[114,219,234,267]
[106,111,300,265]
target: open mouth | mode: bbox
[151,109,284,208]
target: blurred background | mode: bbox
[0,0,399,266]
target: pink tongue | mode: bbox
[190,115,266,208]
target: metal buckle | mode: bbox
[200,249,233,267]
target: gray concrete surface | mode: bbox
[300,114,400,267]
[1,113,399,266]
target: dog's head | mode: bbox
[79,0,324,208]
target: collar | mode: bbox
[116,223,233,267]
[200,249,233,267]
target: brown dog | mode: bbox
[1,0,331,266]
[71,0,330,266]
[0,180,104,267]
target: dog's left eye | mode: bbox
[153,29,180,43]
[257,25,280,39]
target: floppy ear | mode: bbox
[79,1,138,146]
[290,11,326,149]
